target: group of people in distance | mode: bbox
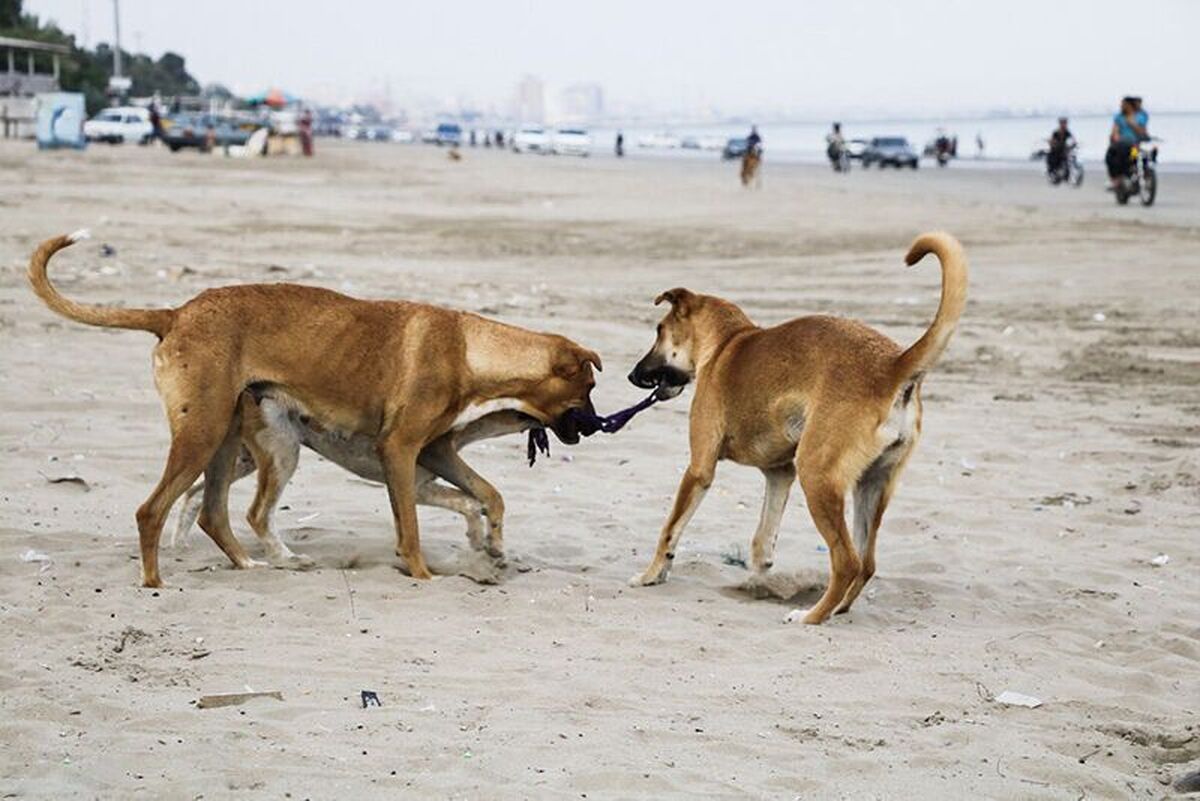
[820,94,1152,194]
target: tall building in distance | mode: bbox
[558,83,605,123]
[513,75,545,124]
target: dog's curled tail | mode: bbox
[29,231,174,337]
[893,232,968,384]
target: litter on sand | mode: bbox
[39,471,91,491]
[1149,553,1170,567]
[993,690,1042,708]
[20,549,52,572]
[197,691,284,709]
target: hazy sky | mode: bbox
[25,0,1200,116]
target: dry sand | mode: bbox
[1,140,1197,799]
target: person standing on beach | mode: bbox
[615,131,624,157]
[975,132,984,158]
[298,108,314,157]
[1106,96,1149,190]
[148,102,164,144]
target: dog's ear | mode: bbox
[654,288,695,318]
[554,346,602,378]
[577,347,603,373]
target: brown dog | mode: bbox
[29,232,600,587]
[626,232,967,624]
[740,149,762,188]
[170,393,533,568]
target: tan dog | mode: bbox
[171,393,532,567]
[626,232,967,624]
[740,149,762,188]
[29,232,600,587]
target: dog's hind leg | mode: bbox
[837,444,919,615]
[243,412,311,569]
[750,465,794,573]
[196,408,266,572]
[793,423,878,624]
[171,447,255,549]
[135,390,239,587]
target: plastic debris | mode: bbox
[361,690,381,708]
[39,471,90,491]
[1149,553,1170,567]
[1092,311,1106,322]
[20,549,52,572]
[994,691,1042,708]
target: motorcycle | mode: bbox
[1047,144,1084,187]
[1115,139,1158,206]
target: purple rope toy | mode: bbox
[527,390,660,466]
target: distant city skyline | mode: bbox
[23,0,1200,119]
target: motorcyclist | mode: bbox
[826,122,845,168]
[746,125,762,155]
[1046,117,1075,176]
[1106,96,1149,190]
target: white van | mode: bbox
[83,106,153,144]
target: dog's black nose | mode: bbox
[628,368,654,389]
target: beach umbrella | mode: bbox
[246,88,296,108]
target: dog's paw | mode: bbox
[242,558,271,570]
[271,552,317,571]
[628,569,667,587]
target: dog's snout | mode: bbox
[628,366,657,389]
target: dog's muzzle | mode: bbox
[628,360,690,400]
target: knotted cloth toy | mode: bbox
[527,390,660,466]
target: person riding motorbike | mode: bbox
[826,122,846,169]
[1046,117,1075,176]
[1106,96,1149,191]
[746,125,762,155]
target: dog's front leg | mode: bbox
[419,441,506,563]
[379,434,433,580]
[629,462,714,586]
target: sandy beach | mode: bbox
[1,141,1197,799]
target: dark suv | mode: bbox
[862,136,919,169]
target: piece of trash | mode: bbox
[99,244,116,257]
[1001,325,1015,336]
[783,608,806,624]
[39,471,90,491]
[1091,312,1106,322]
[296,512,321,523]
[197,690,283,709]
[1149,553,1170,567]
[719,544,747,569]
[361,690,381,708]
[20,549,52,572]
[959,457,976,474]
[994,691,1042,708]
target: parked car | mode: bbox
[83,106,153,144]
[161,114,252,152]
[552,128,592,157]
[861,136,919,168]
[512,125,550,153]
[845,138,869,160]
[434,123,462,146]
[721,137,749,160]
